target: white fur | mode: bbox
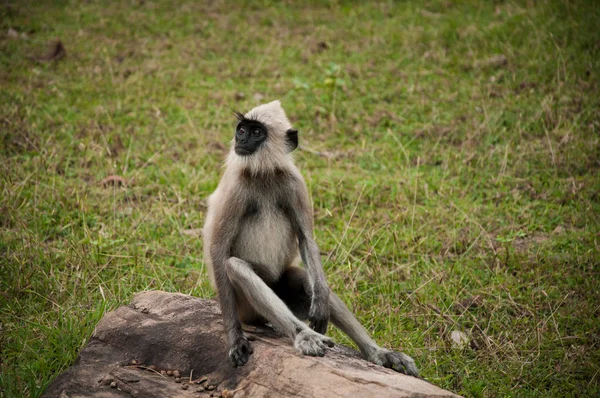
[231,198,297,282]
[225,100,295,176]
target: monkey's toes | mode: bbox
[387,351,419,377]
[229,336,253,367]
[370,349,419,377]
[294,330,334,357]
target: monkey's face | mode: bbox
[234,120,268,156]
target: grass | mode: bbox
[1,0,599,396]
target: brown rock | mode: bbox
[42,291,459,397]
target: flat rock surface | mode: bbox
[43,291,460,397]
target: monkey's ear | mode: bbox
[286,129,298,153]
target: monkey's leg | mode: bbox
[273,267,418,376]
[226,257,333,356]
[329,293,419,376]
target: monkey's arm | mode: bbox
[288,184,330,334]
[209,200,252,366]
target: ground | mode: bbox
[0,1,599,397]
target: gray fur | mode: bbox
[202,100,418,376]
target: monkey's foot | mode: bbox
[368,349,419,377]
[294,329,334,357]
[229,336,253,367]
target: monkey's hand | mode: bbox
[369,348,419,377]
[308,292,330,334]
[294,329,334,356]
[228,335,253,367]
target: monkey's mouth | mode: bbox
[234,146,254,156]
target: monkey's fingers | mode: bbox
[294,330,334,356]
[228,337,253,367]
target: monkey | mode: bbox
[202,100,418,377]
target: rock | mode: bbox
[42,291,459,397]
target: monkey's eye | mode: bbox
[238,128,246,135]
[252,129,261,136]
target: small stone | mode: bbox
[450,330,469,349]
[175,377,182,383]
[166,370,173,376]
[173,370,181,378]
[181,384,189,390]
[110,381,117,388]
[160,370,166,375]
[197,387,205,392]
[206,384,216,391]
[130,359,138,365]
[7,28,19,39]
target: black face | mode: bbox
[235,120,268,156]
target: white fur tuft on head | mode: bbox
[227,100,295,174]
[244,100,293,136]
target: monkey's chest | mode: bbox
[231,205,297,282]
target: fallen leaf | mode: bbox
[420,9,441,18]
[453,295,483,313]
[100,175,127,187]
[181,229,203,237]
[477,54,507,69]
[31,39,66,63]
[553,225,565,234]
[316,41,329,51]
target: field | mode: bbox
[1,0,599,396]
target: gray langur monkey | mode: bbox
[202,100,418,376]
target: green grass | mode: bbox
[1,0,599,396]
